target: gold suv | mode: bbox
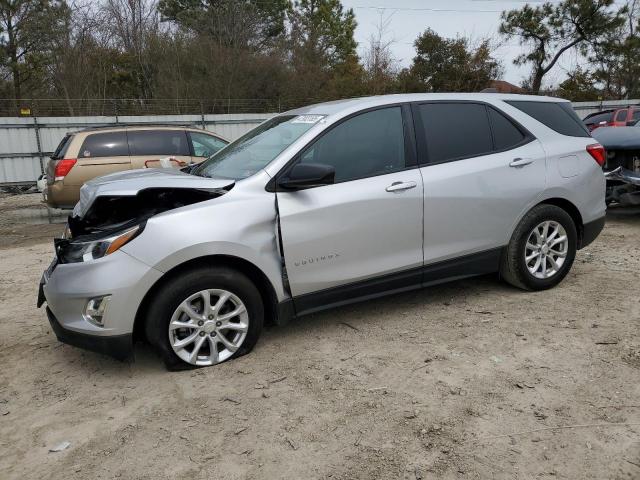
[45,125,228,208]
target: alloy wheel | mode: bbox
[168,289,249,366]
[524,220,568,279]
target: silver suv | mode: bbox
[38,94,606,370]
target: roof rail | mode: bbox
[76,122,200,132]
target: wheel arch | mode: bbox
[133,255,281,343]
[535,197,585,248]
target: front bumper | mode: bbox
[39,248,163,360]
[604,167,640,186]
[47,307,133,360]
[604,168,640,206]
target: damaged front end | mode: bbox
[57,169,235,263]
[604,166,640,206]
[592,127,640,206]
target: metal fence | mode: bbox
[571,99,640,118]
[0,113,274,185]
[0,98,314,117]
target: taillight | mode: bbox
[54,159,77,180]
[586,144,605,166]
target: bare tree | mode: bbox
[362,10,397,94]
[46,2,100,113]
[101,0,159,99]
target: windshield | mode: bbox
[193,114,324,180]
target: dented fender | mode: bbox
[118,171,288,302]
[67,169,235,237]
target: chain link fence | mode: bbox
[1,97,636,118]
[0,98,324,117]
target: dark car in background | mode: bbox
[592,125,640,206]
[583,110,615,132]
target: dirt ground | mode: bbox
[0,193,638,480]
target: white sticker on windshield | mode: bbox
[291,115,325,124]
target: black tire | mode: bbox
[145,266,263,370]
[500,204,577,291]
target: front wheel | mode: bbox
[145,266,264,370]
[500,204,577,291]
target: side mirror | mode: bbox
[278,163,335,190]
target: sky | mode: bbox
[340,0,589,87]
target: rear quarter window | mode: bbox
[506,101,590,137]
[79,132,129,158]
[487,107,528,151]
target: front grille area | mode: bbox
[605,150,640,171]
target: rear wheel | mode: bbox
[500,204,577,291]
[145,267,263,370]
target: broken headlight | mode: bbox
[55,225,142,263]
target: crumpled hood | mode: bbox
[73,168,235,218]
[592,126,640,150]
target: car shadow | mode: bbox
[265,273,516,341]
[606,205,640,225]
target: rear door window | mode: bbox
[506,101,589,137]
[127,130,190,156]
[488,107,527,151]
[417,103,493,163]
[79,132,129,158]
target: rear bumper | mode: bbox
[47,307,133,360]
[45,182,79,209]
[580,216,605,249]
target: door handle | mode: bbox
[385,181,417,192]
[509,157,534,168]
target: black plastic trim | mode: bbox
[46,308,133,361]
[294,267,423,316]
[291,247,503,317]
[275,298,296,326]
[580,216,605,249]
[422,247,502,285]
